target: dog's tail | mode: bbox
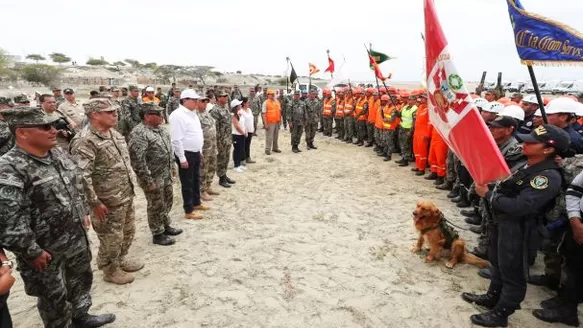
[462,252,489,268]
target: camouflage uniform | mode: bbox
[322,98,335,136]
[166,96,180,118]
[0,107,93,328]
[210,103,232,178]
[286,98,307,148]
[128,107,174,236]
[251,95,262,131]
[344,97,356,141]
[0,120,14,157]
[156,93,168,110]
[198,108,218,192]
[70,100,137,273]
[382,108,399,156]
[279,95,289,129]
[304,98,321,146]
[119,95,141,138]
[355,99,369,144]
[55,96,65,107]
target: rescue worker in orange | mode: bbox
[321,89,335,137]
[412,89,431,176]
[374,88,387,155]
[381,93,401,161]
[334,89,345,140]
[395,90,418,166]
[424,92,448,186]
[365,88,378,147]
[343,88,356,143]
[142,86,160,104]
[354,88,369,146]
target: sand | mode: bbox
[8,128,569,328]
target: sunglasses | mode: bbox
[16,123,55,131]
[146,112,163,116]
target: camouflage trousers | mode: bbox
[382,130,396,155]
[335,117,345,138]
[476,197,492,254]
[18,249,93,328]
[290,124,303,147]
[398,128,413,160]
[367,122,375,144]
[541,230,564,280]
[200,145,217,192]
[253,114,260,132]
[144,179,173,236]
[374,128,381,147]
[216,137,231,178]
[305,122,318,144]
[344,116,355,140]
[92,199,136,270]
[446,150,458,183]
[322,117,334,136]
[356,120,367,142]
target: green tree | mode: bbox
[49,53,71,64]
[124,59,142,68]
[20,64,62,86]
[86,58,109,66]
[26,54,46,63]
[155,65,182,84]
[143,62,157,70]
[113,61,126,67]
[0,49,13,78]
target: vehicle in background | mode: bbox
[552,80,575,95]
[540,80,560,94]
[484,82,496,91]
[565,81,583,95]
[506,81,526,93]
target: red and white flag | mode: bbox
[424,0,509,184]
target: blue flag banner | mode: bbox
[507,0,583,66]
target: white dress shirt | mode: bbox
[241,108,255,133]
[169,105,204,163]
[232,110,247,136]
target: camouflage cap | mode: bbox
[98,92,112,98]
[13,95,29,103]
[128,85,139,91]
[2,106,60,127]
[139,103,164,114]
[0,97,14,106]
[83,98,118,114]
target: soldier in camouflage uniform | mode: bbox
[128,103,182,246]
[119,85,141,139]
[231,85,243,101]
[0,107,115,328]
[210,92,236,188]
[344,89,356,143]
[304,90,320,149]
[52,87,65,107]
[0,97,15,156]
[156,87,167,110]
[279,90,289,130]
[286,91,307,153]
[70,99,143,285]
[334,90,345,140]
[251,89,263,132]
[197,95,221,197]
[166,88,181,119]
[354,89,369,146]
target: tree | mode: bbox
[124,59,142,68]
[143,62,157,70]
[20,64,62,86]
[236,70,242,74]
[49,53,71,64]
[183,65,214,85]
[0,49,13,78]
[86,58,109,66]
[155,65,182,84]
[113,61,126,67]
[26,54,46,63]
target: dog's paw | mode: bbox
[445,261,455,269]
[411,246,421,253]
[425,255,434,263]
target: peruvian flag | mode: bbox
[425,0,509,184]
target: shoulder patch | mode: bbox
[530,175,549,190]
[0,178,24,189]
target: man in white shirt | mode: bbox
[169,89,210,220]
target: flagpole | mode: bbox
[365,43,397,107]
[367,43,383,95]
[526,65,548,124]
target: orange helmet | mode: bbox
[381,95,390,101]
[400,91,411,98]
[388,86,398,94]
[323,89,332,95]
[366,88,375,94]
[379,87,387,93]
[498,97,511,105]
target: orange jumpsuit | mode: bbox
[428,125,449,177]
[412,104,430,171]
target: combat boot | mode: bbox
[310,143,318,149]
[456,189,471,208]
[398,159,409,166]
[306,143,312,150]
[541,296,563,310]
[465,216,482,225]
[461,291,500,310]
[461,208,478,218]
[383,155,391,162]
[411,167,419,172]
[377,151,385,157]
[424,172,438,180]
[164,225,183,236]
[528,274,560,290]
[415,170,425,176]
[478,267,492,279]
[153,234,175,246]
[533,305,580,327]
[470,226,483,234]
[365,142,373,147]
[103,264,134,285]
[470,307,514,327]
[72,313,116,328]
[447,185,460,198]
[395,159,406,164]
[434,176,444,185]
[436,181,454,191]
[120,258,144,272]
[292,147,299,153]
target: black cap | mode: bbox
[516,124,571,152]
[63,88,74,94]
[487,115,518,129]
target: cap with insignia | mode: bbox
[216,91,228,97]
[83,99,118,114]
[13,95,29,104]
[139,103,164,115]
[1,106,60,127]
[0,97,14,107]
[63,88,74,94]
[517,124,571,152]
[487,115,518,129]
[294,90,301,95]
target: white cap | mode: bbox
[497,105,525,121]
[145,86,155,92]
[482,101,504,113]
[545,98,578,114]
[180,89,201,100]
[473,97,488,109]
[521,94,539,105]
[230,99,243,108]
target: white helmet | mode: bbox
[546,97,578,115]
[521,94,539,105]
[534,109,542,117]
[571,101,583,116]
[473,97,488,109]
[481,101,504,113]
[497,105,525,121]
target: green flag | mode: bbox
[368,49,392,69]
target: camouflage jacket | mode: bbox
[197,110,217,154]
[304,98,322,123]
[251,96,262,116]
[70,125,135,208]
[0,121,15,157]
[166,97,180,117]
[286,99,307,125]
[0,146,89,261]
[545,155,583,221]
[120,97,141,135]
[209,104,232,139]
[156,93,168,109]
[500,137,526,169]
[128,123,173,188]
[55,96,65,107]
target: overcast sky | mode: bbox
[2,0,583,83]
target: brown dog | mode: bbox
[411,200,488,269]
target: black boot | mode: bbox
[461,208,478,218]
[461,291,500,309]
[470,247,488,260]
[377,151,385,157]
[465,216,482,225]
[451,195,462,203]
[434,176,445,185]
[73,313,116,328]
[153,234,175,246]
[470,307,514,327]
[528,274,560,290]
[365,142,373,147]
[424,172,438,180]
[310,143,318,149]
[456,189,471,208]
[383,155,391,162]
[447,185,460,198]
[219,176,231,188]
[436,181,454,191]
[398,160,409,167]
[415,170,425,176]
[532,305,580,327]
[306,143,312,150]
[164,225,183,236]
[225,176,236,184]
[478,267,492,279]
[470,226,483,234]
[411,167,419,172]
[394,159,406,164]
[292,146,299,153]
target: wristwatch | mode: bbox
[1,261,12,268]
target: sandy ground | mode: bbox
[7,128,575,328]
